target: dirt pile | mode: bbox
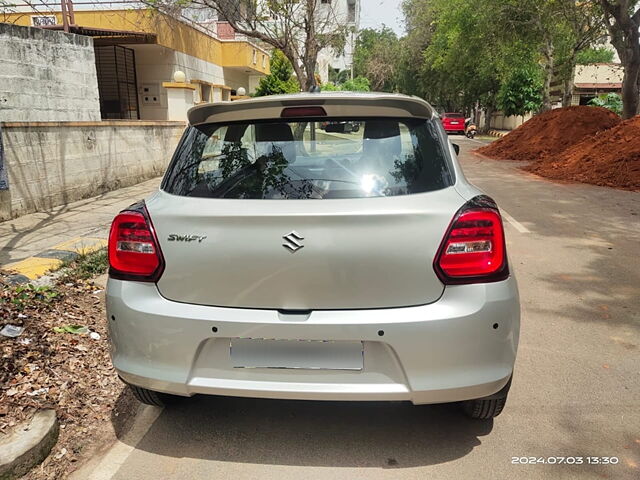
[478,106,621,161]
[525,115,640,191]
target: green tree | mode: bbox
[254,50,300,97]
[497,66,544,116]
[588,93,623,114]
[341,77,371,91]
[484,0,605,110]
[321,76,370,92]
[576,47,615,64]
[320,82,340,92]
[329,68,350,85]
[397,0,434,98]
[353,27,401,91]
[399,0,605,121]
[404,0,534,128]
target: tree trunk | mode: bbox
[483,105,494,133]
[282,46,308,93]
[622,58,640,119]
[599,1,640,119]
[562,53,577,108]
[541,40,555,111]
[303,60,317,90]
[562,78,574,107]
[621,17,640,119]
[302,0,317,91]
[293,64,309,92]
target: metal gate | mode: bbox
[94,45,140,120]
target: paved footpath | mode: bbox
[0,178,160,281]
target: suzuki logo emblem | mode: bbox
[283,231,304,253]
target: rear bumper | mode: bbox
[106,278,520,405]
[444,127,465,133]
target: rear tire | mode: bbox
[462,396,506,419]
[129,385,182,407]
[461,377,512,419]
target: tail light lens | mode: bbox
[108,204,164,282]
[434,196,508,284]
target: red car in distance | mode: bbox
[441,113,466,134]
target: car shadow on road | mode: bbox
[120,395,493,468]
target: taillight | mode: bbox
[434,196,508,284]
[108,203,164,282]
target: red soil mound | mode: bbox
[524,115,640,191]
[477,106,621,161]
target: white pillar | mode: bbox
[162,82,196,121]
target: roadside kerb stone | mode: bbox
[0,409,59,480]
[488,129,509,138]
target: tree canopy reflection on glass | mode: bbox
[162,118,453,199]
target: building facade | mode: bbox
[178,0,360,86]
[317,0,361,84]
[1,1,271,121]
[572,63,623,106]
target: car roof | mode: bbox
[187,92,436,126]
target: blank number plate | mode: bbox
[231,338,364,370]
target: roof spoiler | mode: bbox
[187,93,435,126]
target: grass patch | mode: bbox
[4,283,60,311]
[61,247,108,280]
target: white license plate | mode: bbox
[230,338,364,370]
[450,121,459,125]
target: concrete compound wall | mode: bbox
[0,22,101,122]
[490,112,534,131]
[0,122,185,221]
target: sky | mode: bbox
[359,0,405,36]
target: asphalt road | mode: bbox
[77,137,640,480]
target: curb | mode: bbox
[488,130,510,138]
[0,409,59,480]
[3,237,106,284]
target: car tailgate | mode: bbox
[147,188,462,310]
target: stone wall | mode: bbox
[0,121,185,221]
[0,22,101,122]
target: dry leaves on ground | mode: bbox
[0,272,126,479]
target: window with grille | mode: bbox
[94,45,140,120]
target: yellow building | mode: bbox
[2,5,270,120]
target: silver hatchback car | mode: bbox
[107,92,519,419]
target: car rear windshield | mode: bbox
[444,113,464,118]
[161,117,453,199]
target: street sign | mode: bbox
[31,15,57,27]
